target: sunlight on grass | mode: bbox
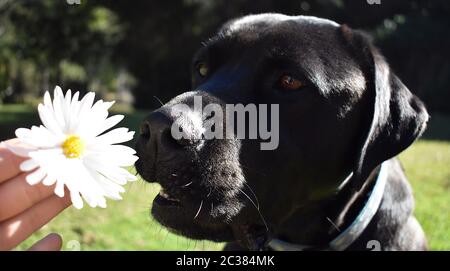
[399,140,450,250]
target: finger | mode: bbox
[0,139,27,183]
[0,194,71,251]
[0,171,55,221]
[28,233,62,251]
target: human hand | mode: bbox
[0,139,71,251]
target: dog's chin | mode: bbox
[151,195,234,242]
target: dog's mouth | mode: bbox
[149,185,236,242]
[135,170,269,248]
[154,188,182,207]
[135,137,250,243]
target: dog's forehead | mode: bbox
[224,13,340,34]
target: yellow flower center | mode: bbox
[62,135,85,159]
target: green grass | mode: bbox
[398,140,450,250]
[1,104,449,250]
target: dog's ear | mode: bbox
[339,25,429,191]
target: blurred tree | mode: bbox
[0,0,124,102]
[104,0,205,109]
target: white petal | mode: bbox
[99,101,115,112]
[2,141,36,157]
[29,148,64,161]
[94,114,124,136]
[20,159,39,172]
[84,148,138,167]
[68,92,81,133]
[98,200,107,208]
[38,104,63,136]
[54,86,63,95]
[70,191,84,209]
[84,157,136,184]
[15,127,49,148]
[86,167,125,197]
[108,154,138,167]
[65,89,72,104]
[72,91,80,102]
[42,175,57,186]
[76,100,108,137]
[92,128,135,145]
[90,99,107,115]
[82,192,98,208]
[53,86,66,128]
[76,92,96,128]
[88,144,136,155]
[80,92,96,110]
[26,168,46,185]
[63,160,109,207]
[15,128,31,139]
[63,89,72,132]
[43,91,52,108]
[23,125,60,147]
[55,181,65,197]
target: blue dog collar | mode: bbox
[268,161,388,251]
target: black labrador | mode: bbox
[135,14,429,251]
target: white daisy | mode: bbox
[3,86,138,209]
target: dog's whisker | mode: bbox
[207,202,214,223]
[238,188,269,232]
[181,181,193,188]
[243,182,260,210]
[194,200,204,219]
[207,187,212,198]
[326,217,341,233]
[153,95,165,106]
[239,187,259,211]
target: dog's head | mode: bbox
[135,14,428,249]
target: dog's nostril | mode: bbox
[140,121,151,139]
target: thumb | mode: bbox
[28,233,63,251]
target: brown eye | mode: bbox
[279,74,304,90]
[197,62,209,77]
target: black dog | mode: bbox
[135,14,429,251]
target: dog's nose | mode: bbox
[139,109,202,151]
[140,111,176,147]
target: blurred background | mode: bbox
[0,0,449,250]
